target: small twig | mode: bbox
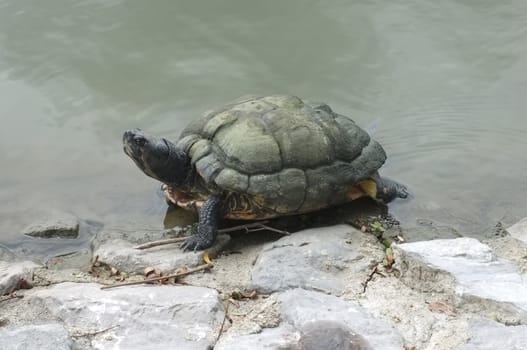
[72,325,120,338]
[361,266,385,293]
[0,295,23,303]
[89,255,99,274]
[134,237,187,250]
[218,221,270,234]
[134,221,289,250]
[215,303,230,345]
[100,263,213,290]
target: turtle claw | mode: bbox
[181,236,199,252]
[181,235,212,252]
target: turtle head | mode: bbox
[123,128,190,187]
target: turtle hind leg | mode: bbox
[372,173,409,203]
[181,195,223,251]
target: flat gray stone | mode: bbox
[250,225,369,294]
[280,289,404,350]
[0,323,72,350]
[396,238,527,318]
[462,319,527,350]
[508,217,527,243]
[94,234,230,274]
[0,260,40,295]
[217,288,403,350]
[22,211,79,238]
[28,282,224,350]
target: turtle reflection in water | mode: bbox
[123,95,408,251]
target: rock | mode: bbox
[280,289,404,349]
[396,237,527,321]
[508,217,527,243]
[250,225,378,294]
[215,325,298,350]
[22,211,79,238]
[28,282,225,349]
[0,244,16,261]
[94,234,230,274]
[0,324,72,350]
[216,288,403,350]
[91,226,187,251]
[462,318,527,350]
[0,260,40,295]
[296,321,373,350]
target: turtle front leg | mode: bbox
[181,195,223,251]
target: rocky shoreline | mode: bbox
[1,215,527,349]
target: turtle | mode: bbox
[123,95,408,251]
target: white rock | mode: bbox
[462,318,527,350]
[0,324,72,350]
[28,282,225,349]
[397,238,527,317]
[0,260,40,295]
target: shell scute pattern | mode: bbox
[176,95,386,214]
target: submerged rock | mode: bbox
[22,211,79,239]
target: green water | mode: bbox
[1,0,527,256]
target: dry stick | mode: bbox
[0,295,23,303]
[215,302,230,345]
[134,237,187,250]
[100,263,213,290]
[361,266,379,294]
[134,221,289,250]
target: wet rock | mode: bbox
[250,225,378,294]
[94,234,230,274]
[22,211,79,238]
[28,282,224,349]
[395,238,527,321]
[0,323,72,350]
[508,217,527,243]
[462,318,527,350]
[216,288,403,350]
[0,244,16,261]
[0,260,40,295]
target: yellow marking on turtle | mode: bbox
[347,179,378,200]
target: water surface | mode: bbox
[1,0,527,257]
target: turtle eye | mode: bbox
[134,136,146,147]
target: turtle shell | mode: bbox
[176,95,386,216]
